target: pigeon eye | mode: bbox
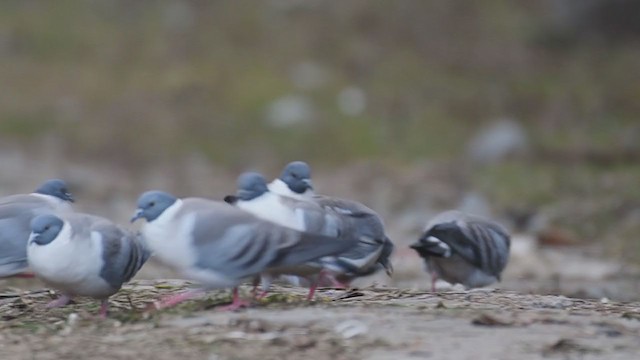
[150,201,156,207]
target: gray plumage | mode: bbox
[268,161,314,199]
[311,195,394,281]
[0,179,74,277]
[28,213,151,298]
[230,171,393,285]
[93,220,150,289]
[133,191,357,289]
[410,210,511,289]
[266,161,395,282]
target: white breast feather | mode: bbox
[27,222,111,297]
[237,193,305,231]
[267,179,314,200]
[141,200,197,270]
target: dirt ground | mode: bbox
[2,280,640,360]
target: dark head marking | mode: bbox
[131,191,178,223]
[280,161,313,194]
[30,214,64,246]
[35,179,74,203]
[236,172,269,201]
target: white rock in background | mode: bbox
[334,320,368,339]
[337,86,366,116]
[265,94,314,128]
[466,119,529,165]
[162,1,195,33]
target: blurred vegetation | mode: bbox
[1,1,640,259]
[1,1,638,165]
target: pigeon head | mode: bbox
[29,214,64,246]
[131,191,178,223]
[35,179,74,203]
[426,221,462,239]
[236,172,269,201]
[279,161,313,194]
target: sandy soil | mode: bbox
[2,280,640,360]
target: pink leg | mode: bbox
[98,299,109,318]
[216,288,251,312]
[152,289,205,310]
[318,270,349,289]
[306,282,318,301]
[256,290,269,300]
[12,272,36,279]
[46,295,72,308]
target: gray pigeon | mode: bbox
[226,172,351,298]
[268,161,314,200]
[410,210,511,291]
[132,191,357,310]
[0,179,74,278]
[228,171,393,290]
[311,195,394,284]
[27,213,150,317]
[266,161,394,283]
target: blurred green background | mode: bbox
[1,1,639,264]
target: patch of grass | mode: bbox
[0,114,57,138]
[11,321,42,333]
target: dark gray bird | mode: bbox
[0,179,74,278]
[229,170,393,290]
[410,210,510,291]
[267,161,394,283]
[28,213,150,317]
[268,161,314,200]
[132,191,357,310]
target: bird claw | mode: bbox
[255,291,269,301]
[216,299,251,312]
[97,300,109,318]
[46,295,71,309]
[12,272,36,279]
[149,290,205,311]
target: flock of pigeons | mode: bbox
[0,161,511,317]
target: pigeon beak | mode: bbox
[130,209,144,223]
[302,179,314,190]
[223,195,238,204]
[28,233,40,245]
[65,192,75,203]
[384,262,394,277]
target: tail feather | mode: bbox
[272,230,357,269]
[410,235,452,258]
[223,195,238,204]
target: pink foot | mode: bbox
[216,288,251,312]
[46,295,71,308]
[98,299,109,318]
[255,290,269,300]
[306,283,318,301]
[318,270,349,289]
[12,272,36,279]
[152,289,205,310]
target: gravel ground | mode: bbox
[2,280,640,360]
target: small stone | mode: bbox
[334,320,368,339]
[291,335,316,349]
